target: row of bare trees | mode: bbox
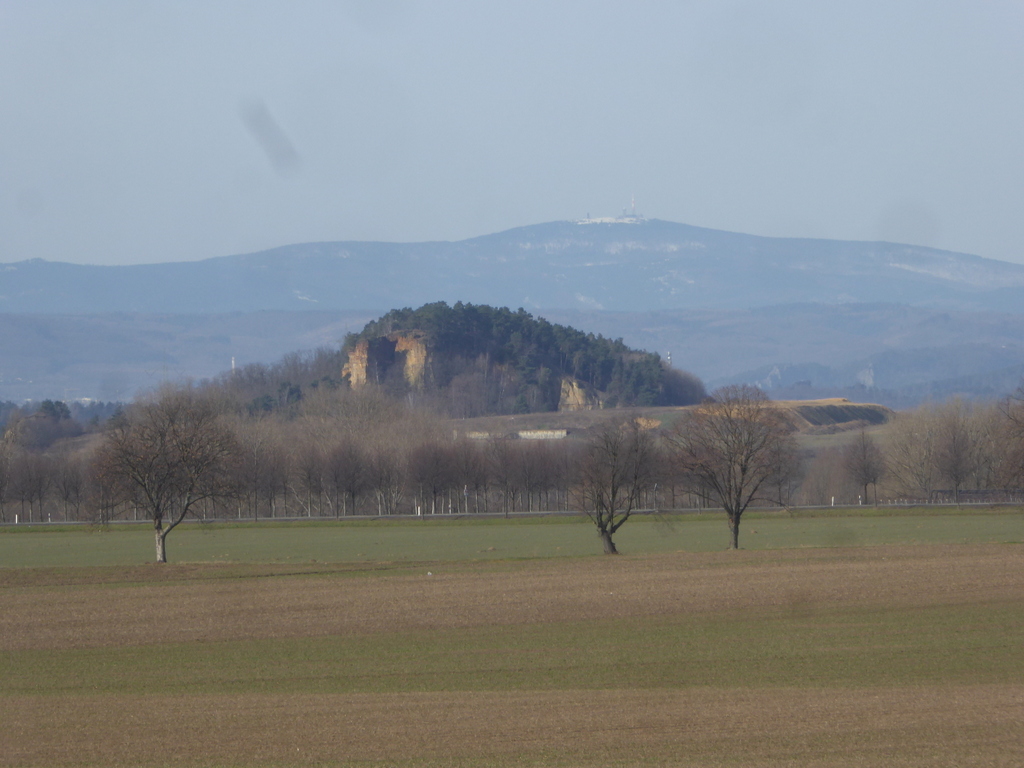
[3,384,787,559]
[801,397,1024,507]
[0,447,91,524]
[103,385,792,561]
[8,381,1024,561]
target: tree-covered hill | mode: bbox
[343,302,705,415]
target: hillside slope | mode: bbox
[3,219,1024,314]
[341,302,705,416]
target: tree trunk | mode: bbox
[600,529,619,555]
[155,528,168,563]
[728,515,740,550]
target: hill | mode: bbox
[543,304,1024,409]
[4,219,1024,314]
[340,302,705,416]
[4,219,1024,404]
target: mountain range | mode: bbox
[5,218,1024,314]
[2,218,1023,405]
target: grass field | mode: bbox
[1,507,1022,567]
[2,513,1023,767]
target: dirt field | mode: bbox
[2,544,1023,767]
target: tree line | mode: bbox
[4,380,1024,561]
[799,396,1024,507]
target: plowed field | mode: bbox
[2,543,1022,767]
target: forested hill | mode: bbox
[343,302,705,415]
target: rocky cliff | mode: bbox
[342,331,429,389]
[558,378,601,411]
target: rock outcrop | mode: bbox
[558,378,601,411]
[343,331,429,389]
[393,333,428,387]
[342,340,370,388]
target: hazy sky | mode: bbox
[2,1,1023,266]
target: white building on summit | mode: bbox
[577,196,645,225]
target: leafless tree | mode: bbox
[53,449,88,521]
[9,451,53,523]
[232,418,280,519]
[551,440,584,512]
[514,442,553,513]
[488,439,519,516]
[408,441,455,515]
[449,439,488,513]
[884,408,939,499]
[933,399,983,504]
[292,442,326,517]
[367,447,405,515]
[0,443,10,523]
[574,419,657,554]
[998,384,1024,488]
[842,429,885,504]
[765,436,802,507]
[798,447,857,506]
[666,385,796,549]
[97,389,239,562]
[970,403,1004,493]
[326,439,369,516]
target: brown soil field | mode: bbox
[5,686,1022,767]
[2,544,1023,767]
[2,544,1019,652]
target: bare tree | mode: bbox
[259,442,290,518]
[842,429,885,504]
[97,389,238,562]
[9,451,52,523]
[0,443,9,523]
[450,439,488,513]
[574,419,657,554]
[514,442,553,513]
[885,408,938,499]
[87,450,126,525]
[765,436,802,507]
[408,441,455,515]
[53,449,88,521]
[292,441,326,517]
[971,403,1004,493]
[232,418,280,520]
[488,439,519,517]
[666,385,796,549]
[367,448,405,516]
[326,439,368,516]
[933,399,983,504]
[998,384,1024,488]
[798,447,858,507]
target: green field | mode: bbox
[1,507,1022,567]
[2,512,1023,767]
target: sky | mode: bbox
[2,1,1023,266]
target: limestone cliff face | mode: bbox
[393,333,427,387]
[558,378,601,411]
[342,340,370,387]
[343,331,429,389]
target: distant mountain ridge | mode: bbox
[4,219,1024,314]
[4,219,1024,405]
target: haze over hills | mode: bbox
[4,218,1024,314]
[2,218,1024,404]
